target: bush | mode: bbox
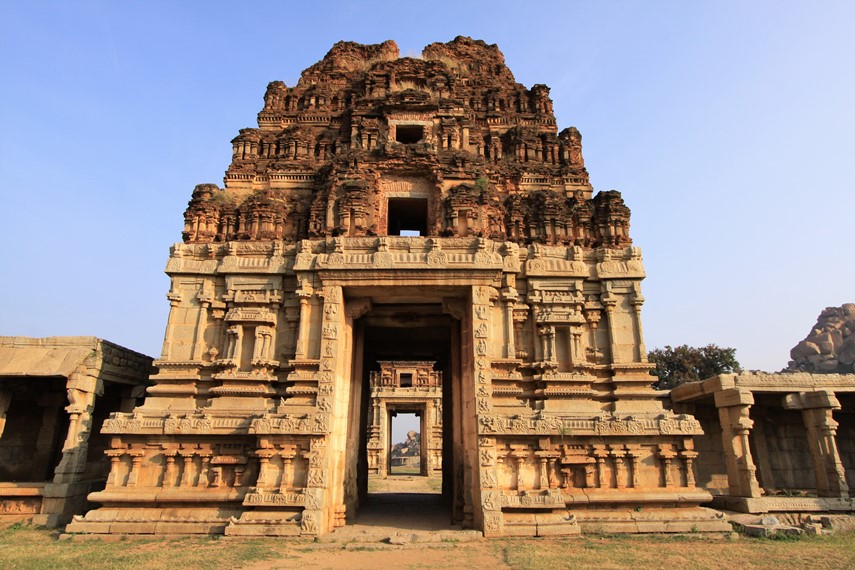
[648,344,741,390]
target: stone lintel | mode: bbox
[781,390,841,410]
[713,388,754,408]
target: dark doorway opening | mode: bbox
[387,198,428,236]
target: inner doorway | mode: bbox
[345,299,461,529]
[366,361,442,496]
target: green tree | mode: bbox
[648,344,742,390]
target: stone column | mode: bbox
[601,288,619,364]
[294,285,313,359]
[225,325,242,362]
[192,284,212,361]
[472,286,497,534]
[630,285,646,362]
[53,375,99,485]
[280,452,295,493]
[179,453,195,487]
[501,287,517,359]
[593,445,608,488]
[658,444,676,488]
[783,391,849,498]
[679,448,698,488]
[162,450,177,487]
[162,287,183,360]
[0,391,11,439]
[569,326,583,365]
[254,449,276,490]
[714,389,761,498]
[105,450,125,487]
[126,451,145,488]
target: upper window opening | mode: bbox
[396,125,423,144]
[399,373,413,387]
[387,198,428,236]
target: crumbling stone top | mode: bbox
[183,37,633,248]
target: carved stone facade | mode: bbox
[367,361,442,478]
[0,337,152,527]
[68,37,729,537]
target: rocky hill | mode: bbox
[788,304,855,373]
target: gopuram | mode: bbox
[68,37,730,537]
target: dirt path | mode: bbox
[241,543,506,570]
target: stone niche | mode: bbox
[68,37,730,537]
[0,337,153,527]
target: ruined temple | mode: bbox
[68,37,730,537]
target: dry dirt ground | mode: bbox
[2,482,853,570]
[1,525,854,570]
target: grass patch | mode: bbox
[497,534,855,570]
[0,526,853,570]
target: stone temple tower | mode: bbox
[69,37,729,537]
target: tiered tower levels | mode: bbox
[68,38,731,539]
[183,37,630,247]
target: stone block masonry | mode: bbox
[67,37,731,537]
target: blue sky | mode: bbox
[1,0,853,373]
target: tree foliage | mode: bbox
[648,344,742,390]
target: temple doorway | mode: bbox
[343,295,464,529]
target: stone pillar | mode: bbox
[782,391,849,498]
[192,285,212,361]
[53,375,99,485]
[601,289,619,364]
[714,389,761,498]
[0,391,11,439]
[679,448,698,488]
[569,326,583,365]
[658,444,676,488]
[593,445,608,488]
[472,285,497,534]
[179,453,194,487]
[254,449,276,489]
[294,285,313,359]
[630,285,646,362]
[126,451,145,488]
[280,452,295,493]
[105,450,125,487]
[225,325,242,361]
[162,450,177,487]
[501,287,517,359]
[162,287,183,359]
